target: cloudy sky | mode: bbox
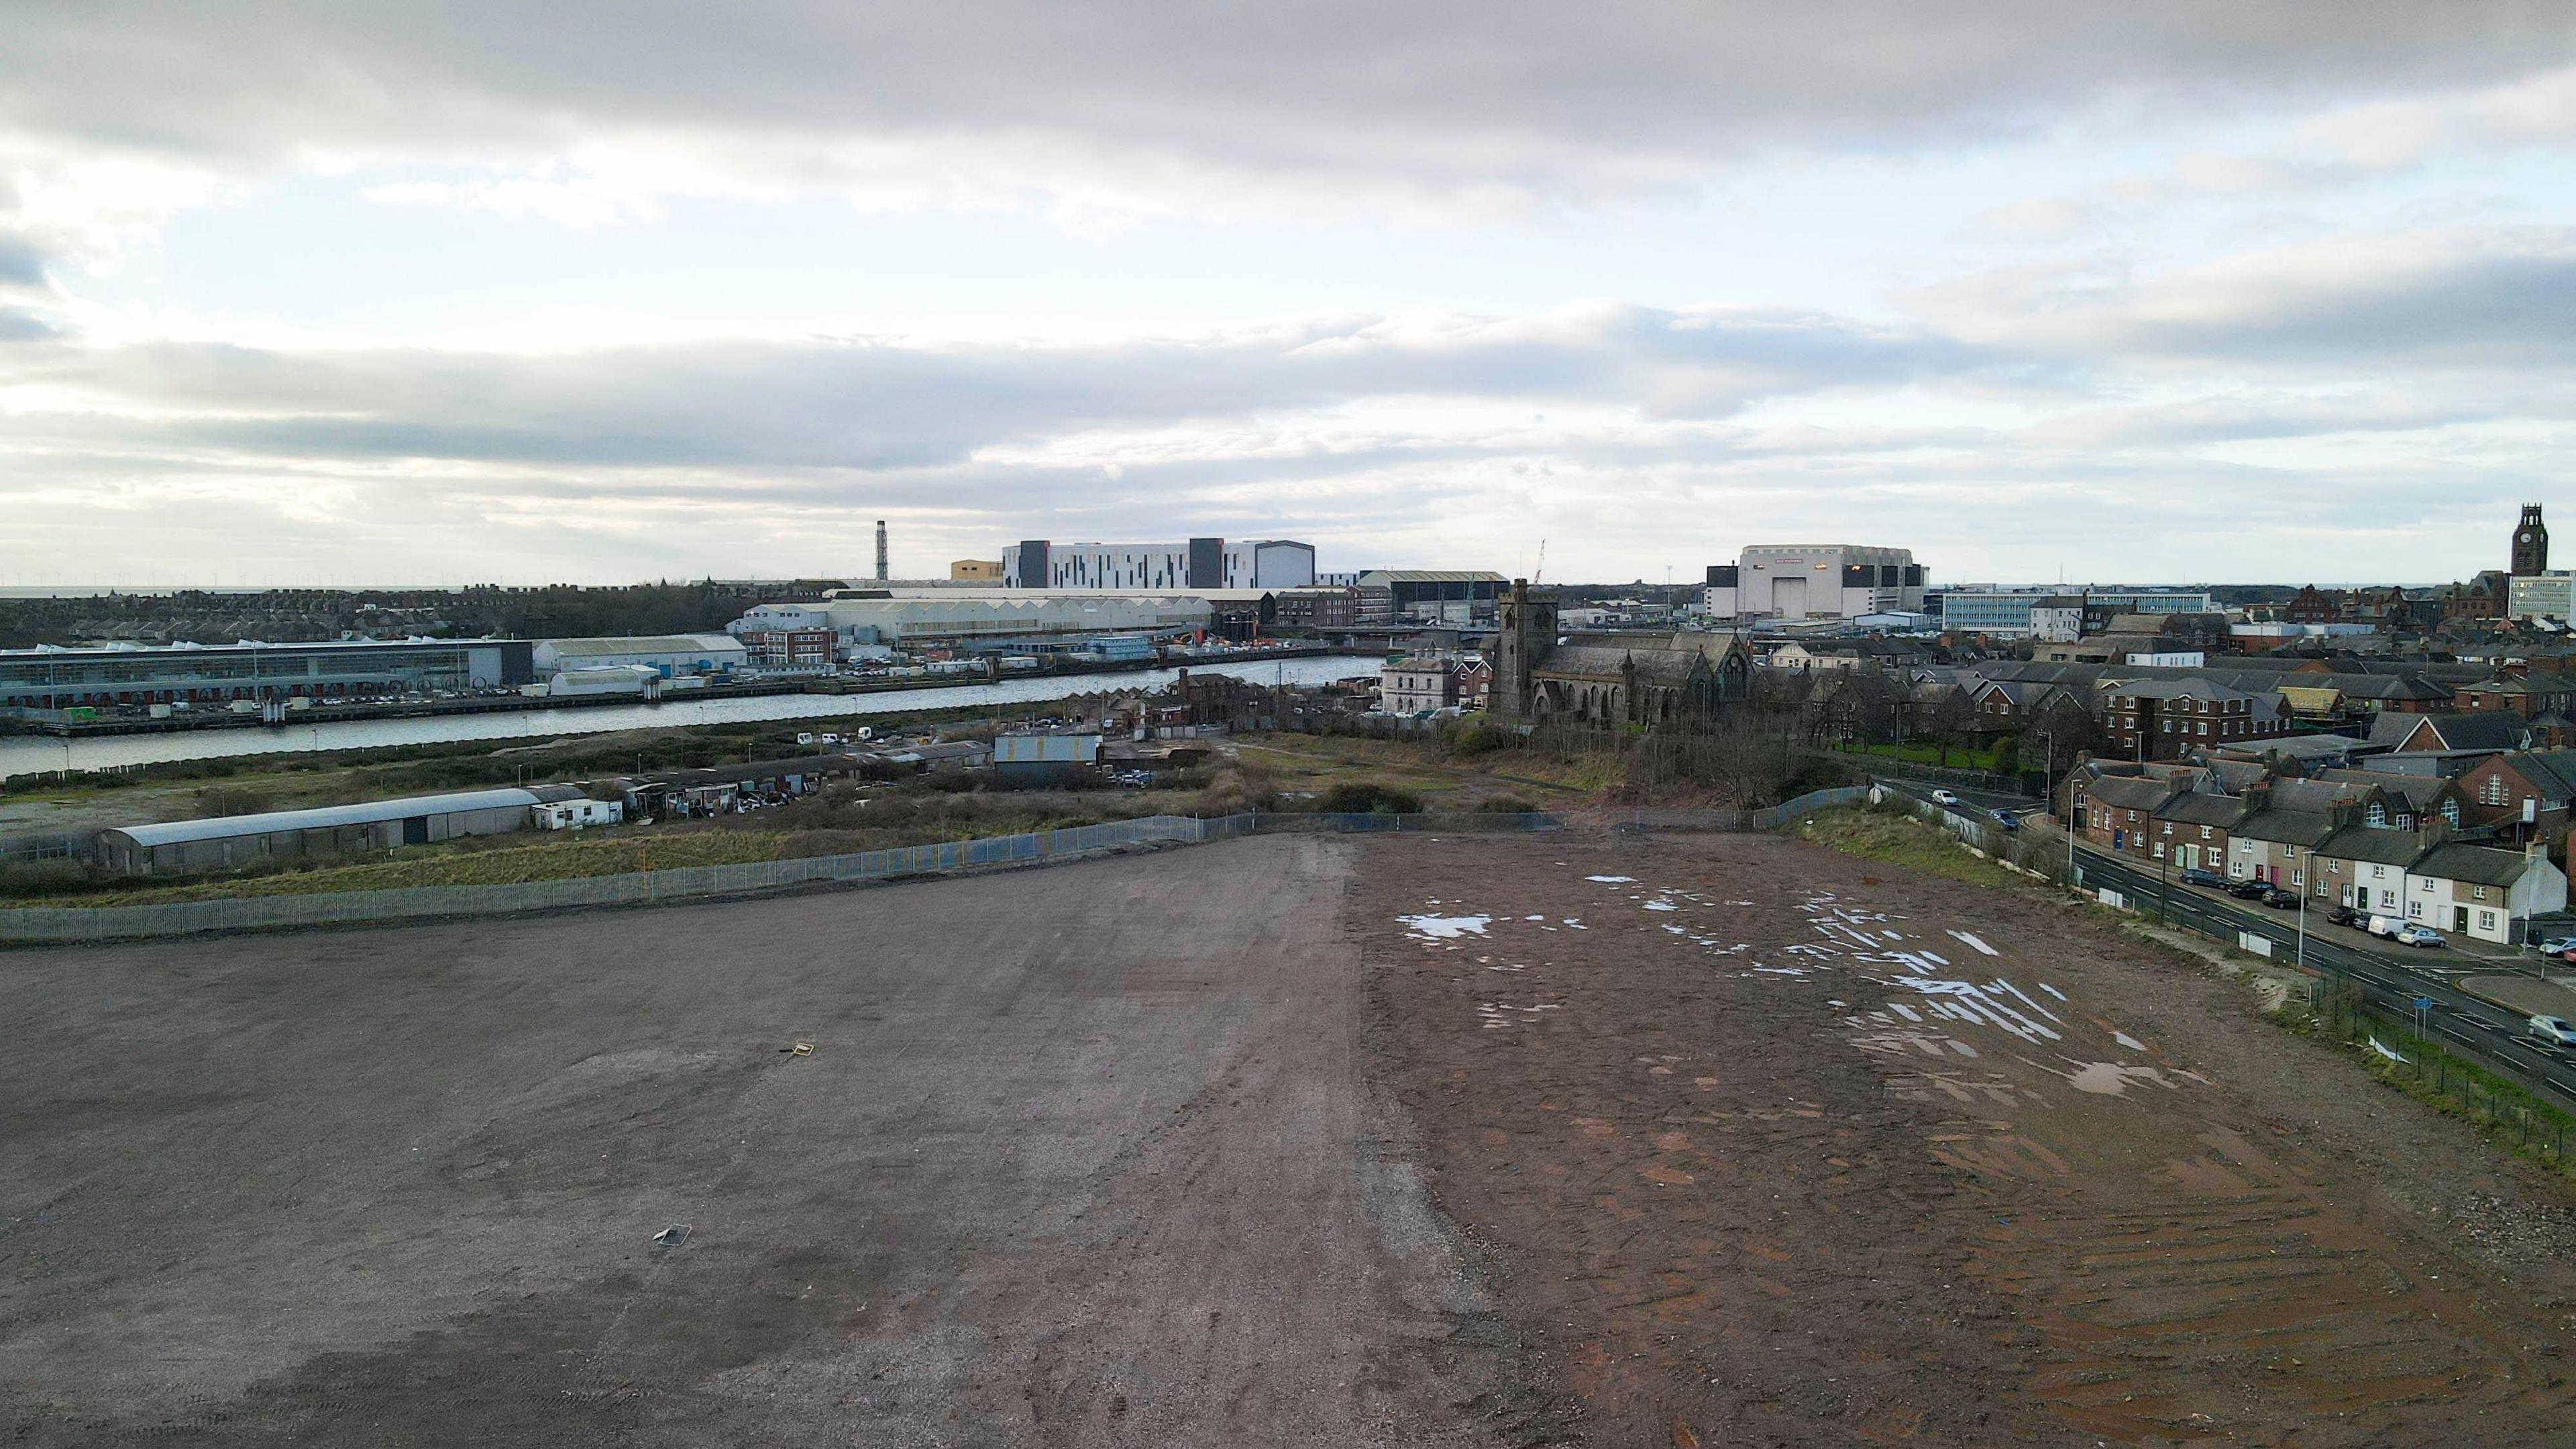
[3,3,2573,588]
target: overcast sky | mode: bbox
[3,3,2573,588]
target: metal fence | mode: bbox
[1749,786,1872,830]
[0,814,1254,946]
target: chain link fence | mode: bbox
[0,814,1254,945]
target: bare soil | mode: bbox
[15,826,2576,1446]
[1,837,1508,1448]
[1356,831,2576,1447]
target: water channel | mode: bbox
[0,655,1384,781]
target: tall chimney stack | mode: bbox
[875,520,888,582]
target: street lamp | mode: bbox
[2294,847,2308,975]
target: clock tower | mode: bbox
[2514,504,2548,576]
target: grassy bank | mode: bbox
[1788,806,2030,890]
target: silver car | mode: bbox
[2531,1016,2576,1048]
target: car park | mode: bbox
[2394,924,2445,948]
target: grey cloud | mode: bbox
[3,305,1998,471]
[1917,229,2576,368]
[0,308,58,341]
[3,3,2571,199]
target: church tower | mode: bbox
[2514,504,2548,576]
[1493,578,1558,723]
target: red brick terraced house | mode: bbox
[2455,749,2576,857]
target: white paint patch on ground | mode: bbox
[2037,1059,2187,1096]
[2113,1031,2146,1052]
[2037,983,2067,1002]
[1948,930,2000,957]
[1401,914,1492,940]
[1586,875,1636,883]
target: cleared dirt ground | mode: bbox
[13,829,2576,1446]
[1358,831,2576,1446]
[1,837,1513,1448]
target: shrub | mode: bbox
[1478,794,1542,815]
[1319,782,1423,814]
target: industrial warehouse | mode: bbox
[96,787,550,875]
[0,638,535,712]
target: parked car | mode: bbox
[2258,886,2300,908]
[2532,1016,2576,1047]
[2226,878,2271,900]
[2330,905,2369,929]
[2394,924,2445,949]
[2179,867,2229,890]
[1929,789,1961,807]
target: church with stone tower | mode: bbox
[1491,578,1750,727]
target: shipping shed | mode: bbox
[99,788,543,877]
[994,732,1102,786]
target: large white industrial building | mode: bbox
[1704,545,1927,621]
[1000,537,1315,590]
[529,635,749,678]
[735,592,1218,647]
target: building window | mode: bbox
[2473,884,2488,900]
[2481,910,2498,931]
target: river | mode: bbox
[0,655,1384,780]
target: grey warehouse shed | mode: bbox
[99,788,543,877]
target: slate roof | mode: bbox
[2235,808,2339,848]
[2369,710,2532,751]
[2157,792,2251,828]
[2489,750,2576,802]
[2085,775,2180,811]
[2316,824,2432,868]
[2412,842,2542,888]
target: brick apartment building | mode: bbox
[2101,678,2288,761]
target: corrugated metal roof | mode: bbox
[107,788,543,847]
[541,635,744,657]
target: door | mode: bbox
[402,816,429,846]
[2455,906,2470,934]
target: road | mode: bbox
[2068,848,2576,1095]
[1874,777,2576,1110]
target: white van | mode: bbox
[2366,916,2402,940]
